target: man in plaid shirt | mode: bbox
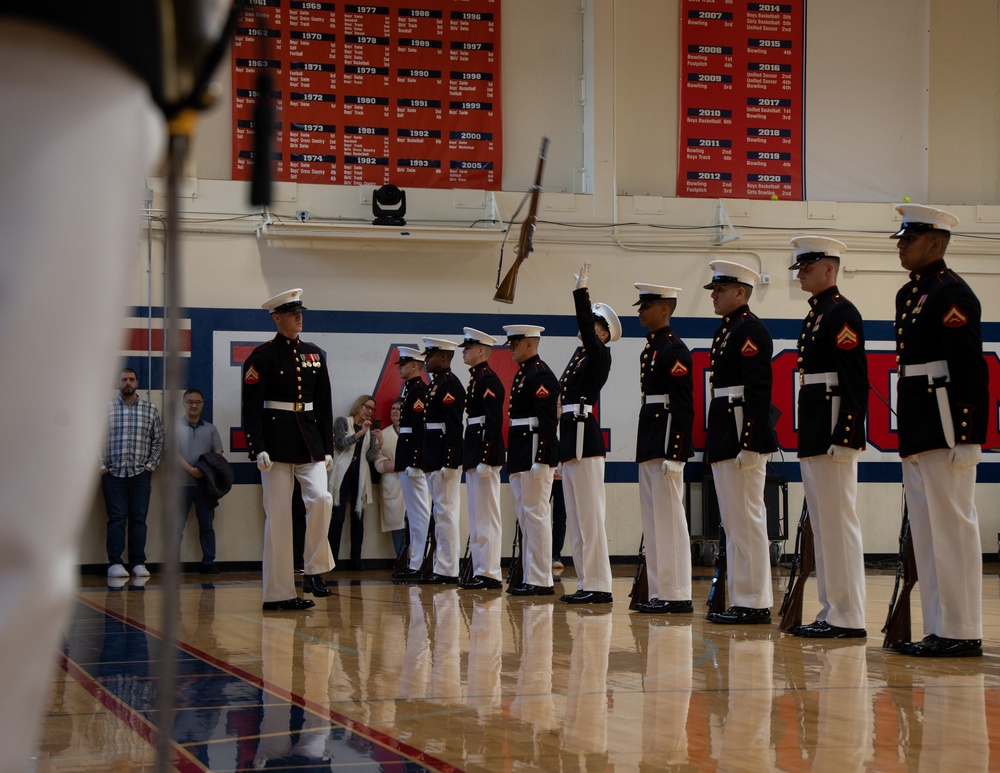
[100,368,164,578]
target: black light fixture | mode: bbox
[372,184,407,226]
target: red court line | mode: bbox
[75,594,463,773]
[58,654,208,773]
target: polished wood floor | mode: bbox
[34,566,1000,771]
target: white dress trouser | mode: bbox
[260,461,333,601]
[466,466,503,580]
[427,469,462,577]
[0,23,164,769]
[800,454,866,629]
[638,460,692,600]
[509,469,554,587]
[562,457,612,593]
[712,457,774,609]
[398,470,432,571]
[902,449,982,640]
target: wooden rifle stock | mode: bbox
[706,527,727,614]
[778,501,814,632]
[494,136,549,304]
[628,536,649,611]
[458,536,474,585]
[506,521,524,587]
[882,505,916,650]
[419,514,437,579]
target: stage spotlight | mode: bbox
[372,184,407,225]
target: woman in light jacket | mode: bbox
[328,394,380,569]
[373,397,406,555]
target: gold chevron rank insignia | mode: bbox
[535,385,550,398]
[243,365,259,384]
[836,324,859,349]
[740,338,759,357]
[670,360,689,376]
[942,305,969,328]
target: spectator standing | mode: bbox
[373,397,406,555]
[177,388,225,573]
[101,368,165,578]
[328,394,380,569]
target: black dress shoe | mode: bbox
[302,574,333,597]
[200,563,221,574]
[636,599,694,614]
[459,575,503,590]
[419,573,459,585]
[560,590,585,602]
[262,597,316,611]
[706,606,772,625]
[899,634,983,658]
[562,590,613,605]
[506,583,555,596]
[789,620,866,639]
[392,568,422,581]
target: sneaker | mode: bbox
[108,563,129,578]
[107,576,128,589]
[132,564,150,577]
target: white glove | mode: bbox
[734,450,761,471]
[442,466,460,480]
[662,459,685,479]
[256,451,272,472]
[574,261,591,290]
[324,454,334,471]
[827,445,861,464]
[530,462,547,480]
[949,443,982,469]
[406,466,424,480]
[476,463,492,477]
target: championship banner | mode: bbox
[677,1,805,200]
[232,1,501,190]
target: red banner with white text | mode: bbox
[677,0,805,200]
[232,0,501,189]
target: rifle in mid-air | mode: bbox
[778,501,814,633]
[494,136,549,304]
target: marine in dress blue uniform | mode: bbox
[702,261,778,625]
[786,236,869,639]
[458,328,507,590]
[390,346,433,580]
[631,283,696,614]
[890,204,988,658]
[558,262,619,604]
[242,289,335,610]
[420,336,467,583]
[504,325,559,596]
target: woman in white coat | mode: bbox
[328,395,380,569]
[373,397,406,555]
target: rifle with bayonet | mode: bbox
[882,501,916,651]
[778,501,814,632]
[628,536,649,611]
[706,526,727,614]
